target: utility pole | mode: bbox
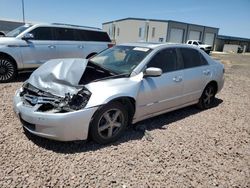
[22,0,25,23]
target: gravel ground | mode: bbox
[0,53,249,187]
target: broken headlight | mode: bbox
[59,88,91,111]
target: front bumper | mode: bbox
[13,89,98,141]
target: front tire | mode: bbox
[0,58,17,83]
[90,102,128,144]
[197,84,216,109]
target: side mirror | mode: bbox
[144,67,162,77]
[22,33,34,40]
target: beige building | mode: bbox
[103,18,219,49]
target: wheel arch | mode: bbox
[88,96,136,142]
[86,52,97,59]
[96,96,135,124]
[111,97,136,123]
[206,80,218,94]
[88,96,136,139]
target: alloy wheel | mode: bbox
[203,86,215,108]
[97,108,125,139]
[0,59,15,81]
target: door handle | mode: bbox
[203,70,210,75]
[173,76,182,82]
[48,45,56,49]
[78,45,84,49]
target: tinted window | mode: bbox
[76,29,111,42]
[75,30,87,41]
[193,41,198,45]
[54,28,76,41]
[29,27,53,40]
[84,30,111,42]
[180,48,206,68]
[200,53,208,65]
[147,48,180,73]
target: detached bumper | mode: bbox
[13,90,98,141]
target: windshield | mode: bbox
[6,24,33,37]
[198,41,203,45]
[90,45,152,74]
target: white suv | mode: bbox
[186,40,212,54]
[0,23,112,82]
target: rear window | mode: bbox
[180,48,207,68]
[83,30,111,42]
[54,28,77,41]
[147,48,181,73]
[42,27,111,42]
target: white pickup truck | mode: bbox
[186,40,212,54]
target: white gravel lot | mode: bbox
[0,53,249,187]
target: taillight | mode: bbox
[108,43,115,48]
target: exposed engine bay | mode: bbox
[20,82,92,113]
[19,59,116,113]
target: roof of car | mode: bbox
[119,42,194,49]
[30,23,102,32]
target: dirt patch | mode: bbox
[0,54,250,187]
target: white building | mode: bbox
[103,18,219,49]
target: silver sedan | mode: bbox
[13,43,224,144]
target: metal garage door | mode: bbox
[169,28,184,43]
[204,33,215,45]
[188,30,201,40]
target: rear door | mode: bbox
[79,29,111,58]
[20,27,57,68]
[136,48,184,119]
[179,48,210,103]
[53,27,85,59]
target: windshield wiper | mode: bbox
[93,73,130,82]
[88,60,117,75]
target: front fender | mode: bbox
[84,74,143,108]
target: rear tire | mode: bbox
[197,84,216,109]
[0,58,17,83]
[90,102,128,144]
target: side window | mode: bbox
[76,29,87,41]
[54,28,76,41]
[29,27,53,40]
[139,28,142,37]
[200,53,208,65]
[83,30,111,42]
[180,48,205,68]
[193,41,198,45]
[147,48,179,73]
[188,41,192,44]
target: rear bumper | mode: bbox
[13,89,98,141]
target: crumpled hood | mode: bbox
[28,58,88,97]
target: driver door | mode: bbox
[20,27,57,68]
[135,48,184,119]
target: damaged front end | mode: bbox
[18,58,94,113]
[20,82,91,113]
